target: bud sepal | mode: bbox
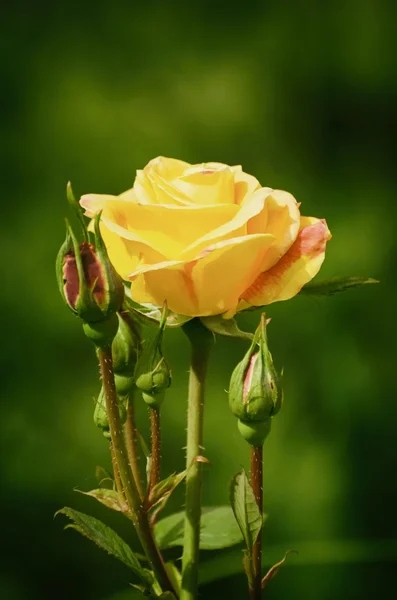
[57,208,125,347]
[134,304,171,408]
[229,314,282,423]
[94,386,127,438]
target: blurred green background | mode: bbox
[1,0,396,598]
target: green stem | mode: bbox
[180,320,213,600]
[250,445,264,600]
[148,407,161,494]
[125,394,145,501]
[98,347,176,597]
[110,440,126,502]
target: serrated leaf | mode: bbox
[75,488,128,513]
[148,470,187,512]
[229,469,262,552]
[56,507,153,587]
[154,506,244,550]
[300,276,378,297]
[200,316,253,340]
[261,550,297,589]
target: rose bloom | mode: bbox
[80,157,331,318]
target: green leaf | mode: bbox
[148,470,187,512]
[229,469,262,552]
[154,506,244,550]
[75,488,128,514]
[300,276,378,296]
[200,316,253,340]
[56,507,153,587]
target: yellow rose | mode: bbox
[80,157,331,317]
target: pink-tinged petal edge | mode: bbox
[241,219,331,307]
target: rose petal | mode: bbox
[231,166,261,204]
[128,234,274,316]
[248,190,301,272]
[129,261,197,316]
[134,156,193,205]
[180,186,274,259]
[80,193,118,216]
[98,223,166,280]
[172,164,235,205]
[240,218,331,308]
[147,156,191,179]
[81,193,239,260]
[138,168,193,205]
[189,233,275,316]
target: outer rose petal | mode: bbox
[81,194,167,279]
[81,193,238,260]
[248,190,301,272]
[80,193,117,215]
[240,218,331,308]
[98,224,166,281]
[189,233,275,316]
[130,261,197,316]
[128,234,274,317]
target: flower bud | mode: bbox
[93,386,127,438]
[56,213,124,335]
[112,311,141,374]
[229,314,283,423]
[112,310,141,397]
[134,305,171,408]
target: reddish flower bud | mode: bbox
[56,213,124,326]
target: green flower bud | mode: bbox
[56,213,124,328]
[112,311,141,374]
[111,310,141,397]
[237,418,272,447]
[114,373,135,397]
[134,305,171,408]
[93,386,127,438]
[229,314,283,423]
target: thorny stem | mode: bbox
[148,407,161,494]
[180,320,213,600]
[98,346,176,597]
[250,445,264,600]
[110,441,125,501]
[125,394,145,501]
